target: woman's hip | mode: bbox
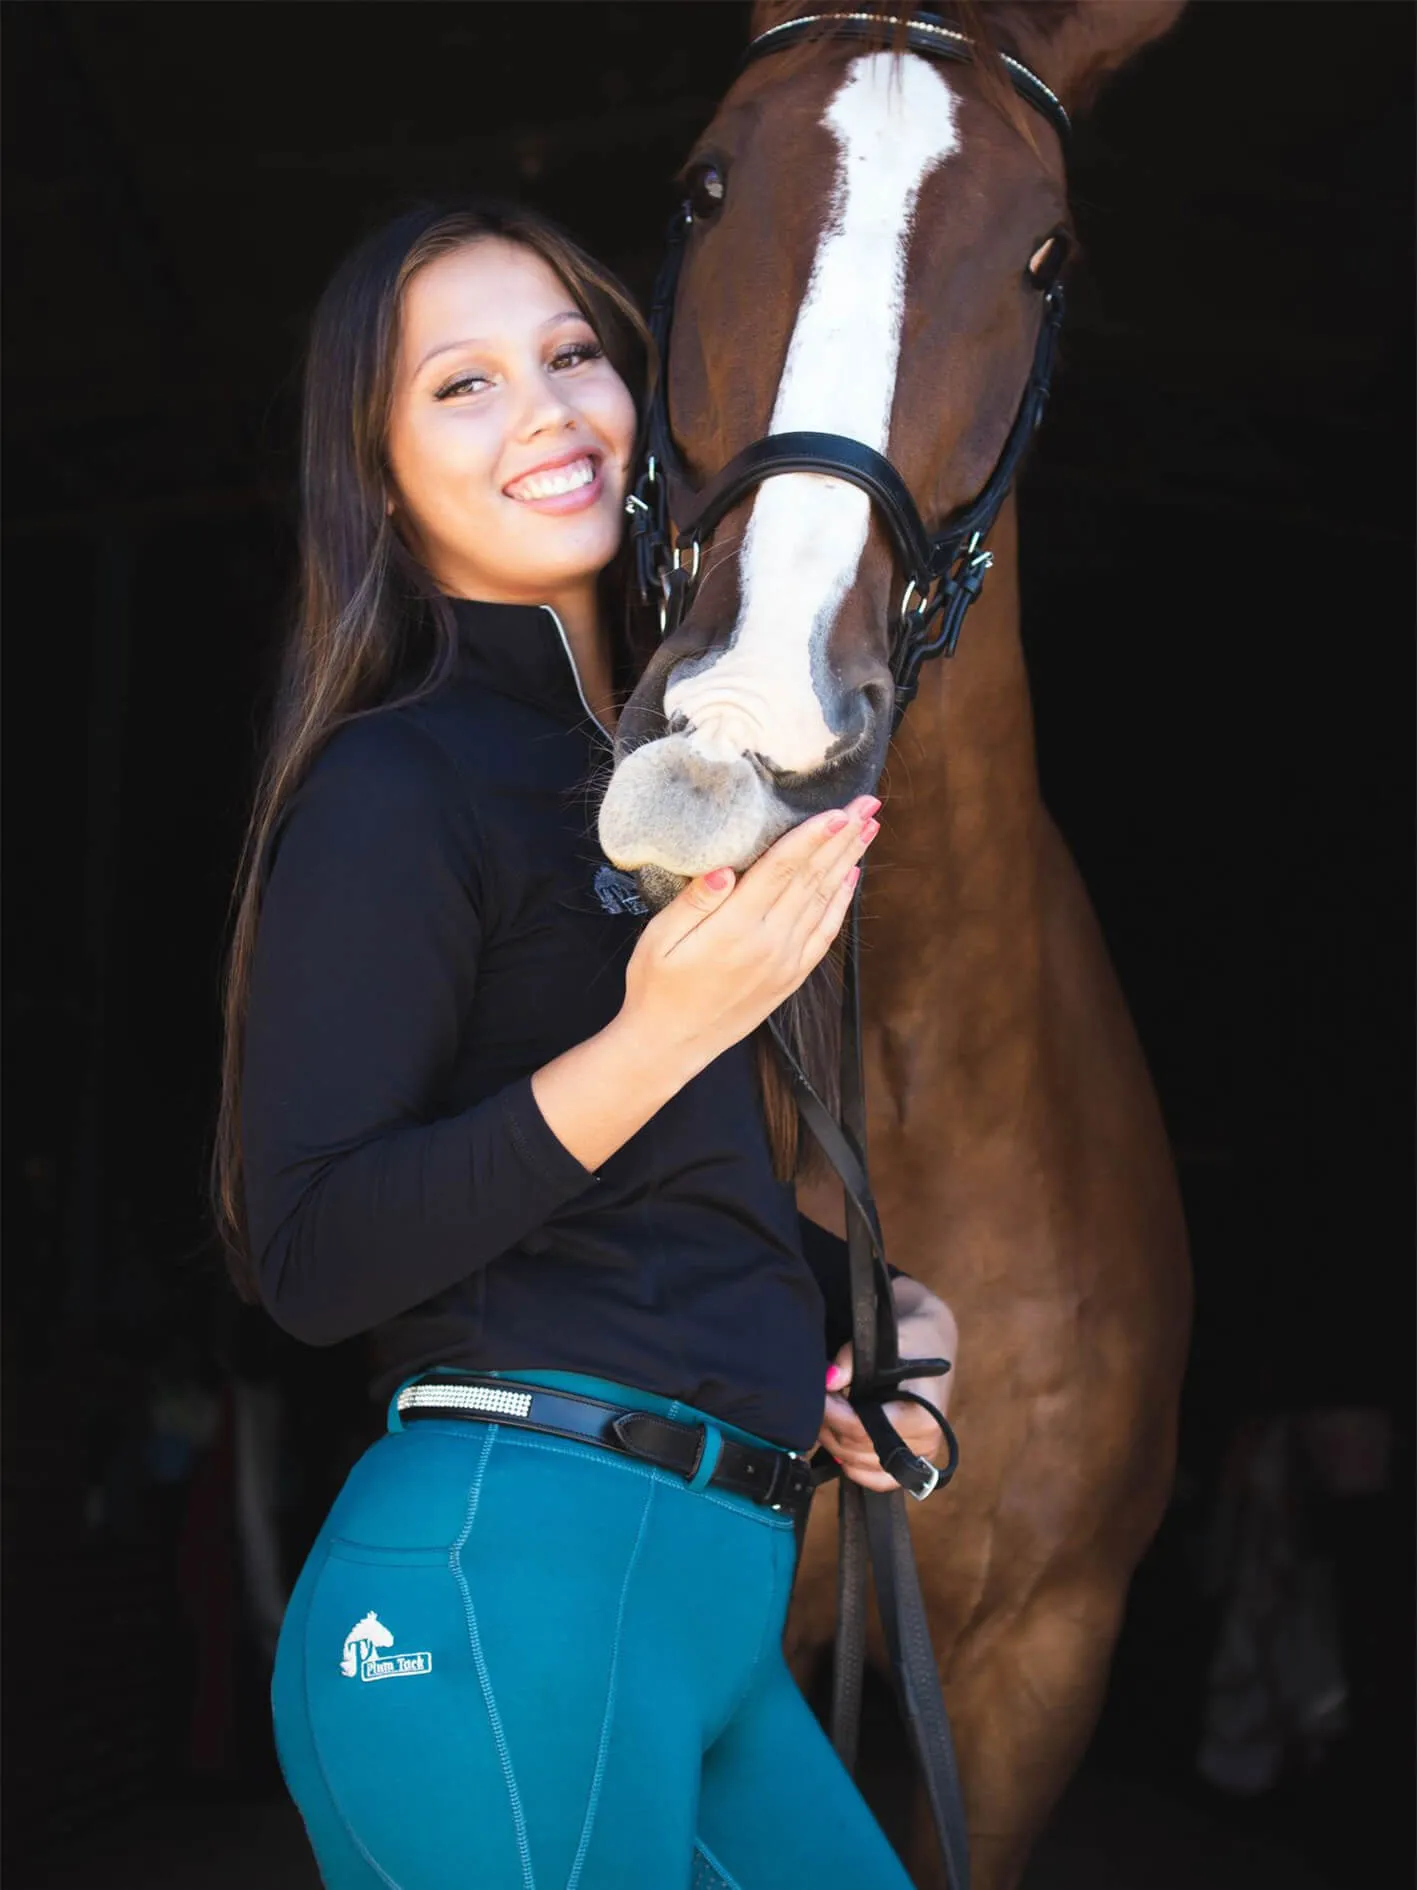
[272,1387,801,1886]
[275,1371,802,1736]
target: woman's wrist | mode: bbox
[600,1005,713,1095]
[528,1008,706,1172]
[893,1280,958,1380]
[610,999,726,1088]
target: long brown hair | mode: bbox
[211,201,651,1300]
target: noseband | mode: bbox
[626,8,1068,727]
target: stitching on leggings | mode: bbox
[298,1550,406,1889]
[693,1836,747,1890]
[451,1427,538,1890]
[720,1528,790,1735]
[562,1480,657,1890]
[493,1433,793,1532]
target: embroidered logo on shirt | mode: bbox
[339,1611,433,1683]
[593,863,649,917]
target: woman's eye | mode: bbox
[685,161,727,222]
[434,372,490,401]
[550,341,604,371]
[1026,229,1072,292]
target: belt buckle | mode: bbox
[767,1449,810,1512]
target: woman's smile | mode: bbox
[503,447,604,512]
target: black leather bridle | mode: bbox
[627,8,1069,727]
[622,17,1071,1888]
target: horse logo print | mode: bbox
[339,1611,433,1683]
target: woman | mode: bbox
[214,201,957,1889]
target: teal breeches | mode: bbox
[271,1369,913,1889]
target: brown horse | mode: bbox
[599,5,1191,1885]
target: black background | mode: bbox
[3,4,1412,1886]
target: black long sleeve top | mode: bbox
[241,597,863,1450]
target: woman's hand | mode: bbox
[530,797,879,1173]
[817,1277,957,1494]
[617,796,881,1078]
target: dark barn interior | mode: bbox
[3,3,1412,1886]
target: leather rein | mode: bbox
[623,16,1070,1886]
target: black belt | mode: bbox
[396,1372,815,1515]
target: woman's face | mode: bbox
[385,238,637,607]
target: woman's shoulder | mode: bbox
[269,704,486,886]
[324,675,520,815]
[306,702,463,801]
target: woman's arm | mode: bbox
[796,1211,914,1359]
[242,715,599,1346]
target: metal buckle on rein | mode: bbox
[907,1457,942,1503]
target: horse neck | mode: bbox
[868,495,1046,1026]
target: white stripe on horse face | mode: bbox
[665,52,961,774]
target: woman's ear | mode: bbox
[1011,0,1187,116]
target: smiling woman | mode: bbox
[210,196,956,1890]
[385,238,637,721]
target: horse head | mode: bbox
[599,2,1182,908]
[340,1611,394,1677]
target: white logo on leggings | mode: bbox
[339,1611,433,1683]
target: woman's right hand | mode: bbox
[618,795,881,1077]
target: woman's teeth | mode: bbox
[506,457,597,502]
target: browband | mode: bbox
[741,9,1071,149]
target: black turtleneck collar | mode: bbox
[448,597,608,737]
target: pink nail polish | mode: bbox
[703,867,731,890]
[861,818,880,843]
[825,811,849,834]
[844,866,860,890]
[826,1364,844,1388]
[861,795,883,817]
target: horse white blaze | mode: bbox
[665,52,962,774]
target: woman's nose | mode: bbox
[513,373,579,442]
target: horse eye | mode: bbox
[1026,230,1071,292]
[686,162,727,222]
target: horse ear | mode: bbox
[1009,1,1187,115]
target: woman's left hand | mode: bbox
[816,1278,958,1493]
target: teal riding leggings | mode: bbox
[271,1369,914,1890]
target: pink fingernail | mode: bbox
[825,1364,845,1388]
[825,811,849,834]
[861,818,880,843]
[860,795,883,816]
[844,866,860,890]
[703,868,732,890]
